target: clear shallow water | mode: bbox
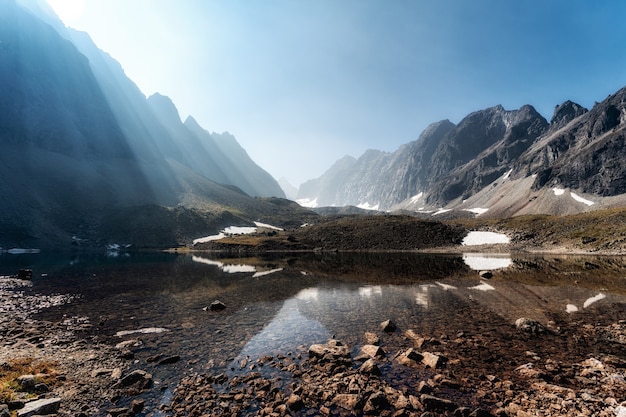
[3,251,626,409]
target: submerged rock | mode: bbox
[17,269,32,280]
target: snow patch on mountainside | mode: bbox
[464,208,489,215]
[357,202,380,211]
[297,197,318,208]
[570,192,595,206]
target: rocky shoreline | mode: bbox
[2,271,626,417]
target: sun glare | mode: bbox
[47,0,85,24]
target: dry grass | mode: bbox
[0,357,60,404]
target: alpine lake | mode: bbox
[2,250,626,416]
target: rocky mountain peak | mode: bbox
[549,100,588,131]
[147,93,182,126]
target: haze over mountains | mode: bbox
[3,0,626,249]
[297,86,626,217]
[0,0,303,248]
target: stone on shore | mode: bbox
[515,317,546,334]
[17,398,61,417]
[422,351,447,369]
[114,369,153,390]
[380,319,397,332]
[209,300,226,311]
[308,340,350,361]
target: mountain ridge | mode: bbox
[0,0,302,249]
[298,86,626,218]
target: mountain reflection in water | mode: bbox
[4,251,626,408]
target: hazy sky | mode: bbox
[46,0,626,187]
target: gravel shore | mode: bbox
[2,271,626,417]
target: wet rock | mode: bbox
[417,380,433,394]
[397,348,423,367]
[130,399,145,414]
[381,319,397,333]
[515,318,545,334]
[454,407,472,417]
[107,407,129,417]
[209,300,226,311]
[422,351,446,369]
[17,397,61,417]
[286,394,304,411]
[364,331,380,345]
[360,344,385,358]
[333,393,360,411]
[359,358,381,375]
[404,329,426,348]
[17,269,32,280]
[469,408,495,417]
[479,270,493,279]
[114,369,153,390]
[309,340,350,361]
[157,355,180,365]
[420,394,456,412]
[363,391,389,414]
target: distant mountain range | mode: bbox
[297,85,626,217]
[0,0,310,249]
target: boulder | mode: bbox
[286,394,304,411]
[17,269,32,280]
[16,374,35,389]
[515,318,545,334]
[309,340,350,361]
[420,394,456,412]
[422,352,447,369]
[333,393,360,411]
[363,391,389,414]
[479,270,493,279]
[359,358,381,375]
[157,355,180,365]
[115,369,153,390]
[360,344,385,358]
[209,300,226,311]
[17,398,61,417]
[130,399,145,414]
[397,348,423,367]
[380,319,397,332]
[364,331,380,345]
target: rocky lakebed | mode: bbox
[2,252,626,417]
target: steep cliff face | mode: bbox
[424,105,548,205]
[0,1,293,247]
[517,87,626,196]
[299,86,626,216]
[297,120,456,209]
[297,105,549,210]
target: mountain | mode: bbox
[0,0,303,249]
[278,177,298,200]
[298,87,626,217]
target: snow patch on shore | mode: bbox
[193,222,282,244]
[462,231,510,246]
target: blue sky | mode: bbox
[47,0,626,187]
